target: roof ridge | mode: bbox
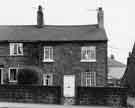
[0,24,98,28]
[108,58,126,67]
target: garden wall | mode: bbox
[76,87,127,106]
[0,85,61,104]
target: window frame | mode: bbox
[43,46,54,62]
[0,68,3,84]
[8,68,19,82]
[81,72,96,87]
[10,43,23,56]
[43,73,53,86]
[81,46,96,62]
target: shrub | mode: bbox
[17,66,43,85]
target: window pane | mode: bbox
[14,44,17,55]
[81,72,96,87]
[87,49,91,60]
[90,48,96,60]
[10,43,23,56]
[82,48,87,60]
[18,43,23,55]
[81,46,96,61]
[82,50,85,60]
[43,74,53,86]
[50,48,53,60]
[44,48,50,59]
[10,69,17,81]
[0,69,1,84]
[10,43,14,55]
[44,47,53,61]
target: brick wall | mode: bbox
[76,87,127,106]
[0,85,61,104]
[0,41,107,87]
[39,41,107,87]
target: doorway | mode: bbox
[63,75,75,105]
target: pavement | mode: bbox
[127,97,135,107]
[0,102,113,108]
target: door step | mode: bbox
[63,97,75,105]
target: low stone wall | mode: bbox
[76,87,127,106]
[0,85,127,106]
[0,85,61,104]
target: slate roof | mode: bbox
[108,58,126,67]
[0,25,107,42]
[108,58,126,79]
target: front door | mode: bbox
[63,75,75,97]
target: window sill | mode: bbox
[80,85,97,87]
[43,85,53,86]
[10,55,23,56]
[9,80,17,83]
[80,59,96,62]
[43,60,54,63]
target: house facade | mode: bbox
[0,6,127,106]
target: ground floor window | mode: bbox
[81,72,96,87]
[0,68,3,84]
[43,74,53,86]
[9,68,19,82]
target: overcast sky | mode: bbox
[0,0,133,64]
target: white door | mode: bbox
[63,75,75,97]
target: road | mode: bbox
[0,102,114,108]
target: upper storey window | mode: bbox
[81,46,96,62]
[10,43,23,56]
[43,47,54,62]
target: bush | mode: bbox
[17,66,43,85]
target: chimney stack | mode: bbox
[37,5,44,28]
[97,7,104,29]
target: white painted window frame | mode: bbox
[43,46,54,62]
[10,43,23,56]
[81,46,96,62]
[8,68,19,83]
[81,72,96,87]
[43,73,53,86]
[0,68,3,84]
